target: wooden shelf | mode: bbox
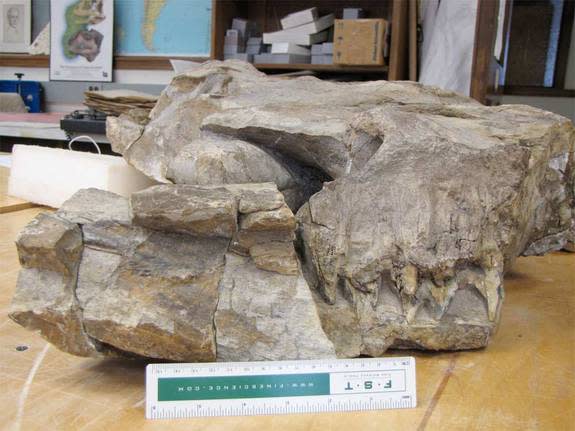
[254,63,388,73]
[114,56,209,70]
[3,0,410,76]
[502,85,575,98]
[0,54,209,70]
[0,54,48,67]
[211,0,408,79]
[0,53,387,74]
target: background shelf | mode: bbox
[211,0,408,78]
[253,63,389,73]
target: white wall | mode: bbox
[0,67,175,85]
[0,66,175,111]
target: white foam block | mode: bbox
[263,29,330,46]
[271,43,311,55]
[254,53,311,64]
[281,7,318,29]
[8,144,156,208]
[263,15,334,44]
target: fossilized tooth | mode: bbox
[9,60,575,361]
[296,101,574,354]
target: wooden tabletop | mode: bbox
[0,165,36,214]
[0,176,573,430]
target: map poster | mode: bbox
[114,0,211,56]
[50,0,114,82]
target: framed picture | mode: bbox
[50,0,114,82]
[0,0,31,53]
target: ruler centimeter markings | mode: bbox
[146,357,416,419]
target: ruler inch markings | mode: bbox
[146,357,416,419]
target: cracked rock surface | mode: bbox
[10,60,575,361]
[11,185,332,361]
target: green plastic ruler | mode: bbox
[146,357,416,419]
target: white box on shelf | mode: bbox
[270,43,311,55]
[263,14,334,44]
[280,7,318,29]
[254,53,311,64]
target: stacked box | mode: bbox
[246,37,264,55]
[271,43,311,55]
[260,7,336,64]
[311,42,333,64]
[224,19,261,62]
[232,18,258,41]
[254,54,311,64]
[311,55,333,65]
[224,29,244,54]
[280,7,318,29]
[224,53,254,62]
[224,9,339,65]
[263,14,334,45]
[343,8,365,19]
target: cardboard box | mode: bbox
[333,19,387,66]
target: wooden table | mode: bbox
[0,173,573,430]
[0,164,35,214]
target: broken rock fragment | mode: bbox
[131,184,238,238]
[249,241,299,275]
[215,253,335,361]
[10,213,99,357]
[78,231,227,361]
[10,183,330,361]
